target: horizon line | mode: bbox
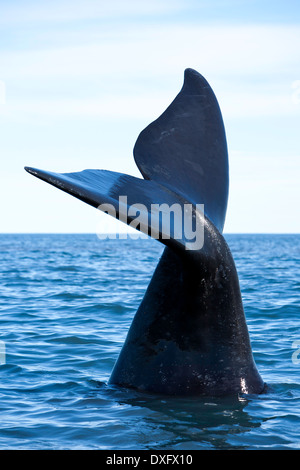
[0,232,299,236]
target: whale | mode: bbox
[25,68,265,396]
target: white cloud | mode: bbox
[221,91,300,118]
[1,23,300,122]
[225,153,300,233]
[0,95,166,120]
[1,88,299,124]
[1,6,300,233]
[0,0,185,24]
[2,24,300,80]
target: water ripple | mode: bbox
[0,234,299,449]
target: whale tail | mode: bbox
[25,69,265,395]
[25,68,228,247]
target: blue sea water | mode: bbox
[0,233,299,450]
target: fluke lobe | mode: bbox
[25,68,265,396]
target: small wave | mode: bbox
[0,234,300,449]
[48,292,90,300]
[48,335,98,345]
[55,266,78,272]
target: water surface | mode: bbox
[0,233,299,449]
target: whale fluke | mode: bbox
[25,69,265,396]
[24,166,204,253]
[134,68,228,232]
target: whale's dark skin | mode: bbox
[109,239,264,396]
[25,68,265,396]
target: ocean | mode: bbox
[0,233,299,450]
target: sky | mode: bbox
[0,0,299,234]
